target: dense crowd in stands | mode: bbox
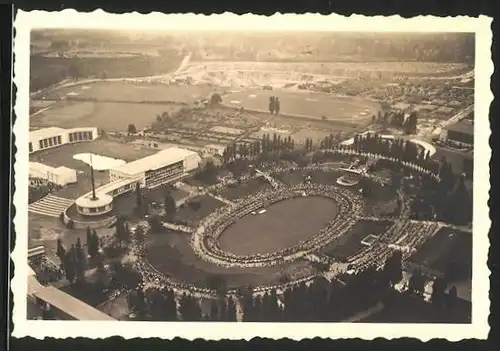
[128,159,447,297]
[191,182,363,268]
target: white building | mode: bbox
[202,144,226,157]
[108,147,201,189]
[29,127,98,154]
[29,162,77,186]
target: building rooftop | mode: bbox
[446,119,474,136]
[204,144,226,150]
[111,147,199,176]
[28,275,115,321]
[29,127,67,141]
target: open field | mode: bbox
[174,195,225,224]
[320,220,393,261]
[218,178,270,200]
[219,196,339,256]
[41,81,215,103]
[29,139,157,170]
[30,54,183,92]
[30,100,184,132]
[223,89,380,124]
[186,61,471,77]
[146,232,316,289]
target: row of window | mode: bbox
[69,131,93,143]
[145,162,184,188]
[38,135,63,150]
[109,183,133,197]
[77,204,112,214]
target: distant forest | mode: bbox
[29,30,474,92]
[32,30,475,64]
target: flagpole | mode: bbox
[90,154,97,200]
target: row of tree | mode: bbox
[56,236,88,285]
[221,133,296,164]
[268,96,281,115]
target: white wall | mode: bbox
[29,127,99,154]
[183,153,201,172]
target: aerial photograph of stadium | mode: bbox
[26,28,475,323]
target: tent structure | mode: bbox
[29,162,77,186]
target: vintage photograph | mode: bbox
[12,12,491,340]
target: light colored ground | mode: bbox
[42,81,215,103]
[30,101,183,132]
[223,90,380,123]
[29,139,157,171]
[218,196,339,256]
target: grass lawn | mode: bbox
[218,178,270,200]
[219,196,339,256]
[44,81,214,103]
[174,195,225,224]
[320,220,393,261]
[145,232,316,289]
[30,100,184,132]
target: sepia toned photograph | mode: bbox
[12,12,491,341]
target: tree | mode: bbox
[127,124,137,135]
[408,268,426,297]
[87,228,99,260]
[197,160,218,184]
[430,277,447,308]
[74,237,86,283]
[206,274,227,298]
[63,246,76,283]
[382,250,403,287]
[224,297,237,322]
[56,238,66,265]
[164,191,177,220]
[209,93,222,106]
[446,285,458,309]
[269,96,276,114]
[163,289,178,321]
[179,293,202,321]
[135,182,143,215]
[67,63,81,81]
[86,227,92,251]
[210,299,220,321]
[147,214,164,232]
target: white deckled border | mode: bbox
[12,10,493,340]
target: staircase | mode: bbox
[28,195,74,218]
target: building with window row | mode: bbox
[439,119,474,147]
[73,148,202,217]
[108,147,201,189]
[29,127,98,154]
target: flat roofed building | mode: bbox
[29,162,77,186]
[28,274,115,321]
[109,147,201,189]
[440,119,474,146]
[29,127,98,154]
[203,143,226,157]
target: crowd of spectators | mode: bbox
[127,157,445,298]
[191,182,363,268]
